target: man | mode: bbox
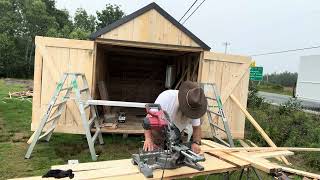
[143,81,207,154]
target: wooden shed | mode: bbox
[31,3,251,139]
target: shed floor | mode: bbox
[100,117,144,134]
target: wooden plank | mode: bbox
[230,94,291,165]
[52,159,133,171]
[97,81,110,114]
[95,38,204,52]
[247,150,294,158]
[206,151,250,167]
[238,139,250,147]
[31,46,43,133]
[203,51,251,64]
[226,152,281,174]
[35,36,94,50]
[151,153,237,179]
[246,139,259,147]
[242,139,283,162]
[201,139,228,148]
[203,147,320,152]
[11,153,239,180]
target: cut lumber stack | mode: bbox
[202,139,320,179]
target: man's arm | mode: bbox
[143,130,156,151]
[191,125,201,154]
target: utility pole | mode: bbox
[222,42,230,54]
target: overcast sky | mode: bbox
[56,0,320,73]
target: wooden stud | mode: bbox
[230,94,291,165]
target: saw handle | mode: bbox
[145,103,162,116]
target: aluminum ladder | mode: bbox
[25,73,104,161]
[200,83,235,147]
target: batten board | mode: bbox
[100,9,202,48]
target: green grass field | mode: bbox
[257,83,293,96]
[0,79,309,180]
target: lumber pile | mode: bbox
[2,90,33,103]
[9,90,33,98]
[202,140,320,179]
[11,139,320,180]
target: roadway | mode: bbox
[257,91,320,110]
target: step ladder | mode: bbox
[200,83,235,147]
[25,73,104,161]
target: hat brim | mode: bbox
[178,81,207,119]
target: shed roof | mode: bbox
[90,2,211,50]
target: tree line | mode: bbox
[263,71,298,87]
[0,0,124,78]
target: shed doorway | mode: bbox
[94,43,201,134]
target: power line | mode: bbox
[179,0,198,22]
[181,0,207,25]
[250,45,320,57]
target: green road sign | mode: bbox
[250,66,263,81]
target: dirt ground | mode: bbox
[2,78,33,90]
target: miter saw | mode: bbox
[132,104,205,178]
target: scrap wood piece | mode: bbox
[230,94,291,165]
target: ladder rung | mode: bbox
[213,136,230,147]
[206,97,216,100]
[39,127,55,140]
[80,87,89,93]
[210,123,226,132]
[83,104,90,109]
[53,100,68,107]
[61,87,72,91]
[88,116,96,126]
[207,110,221,117]
[92,129,100,143]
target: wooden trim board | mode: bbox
[95,38,204,52]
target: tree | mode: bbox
[96,4,124,29]
[0,1,125,78]
[74,8,96,32]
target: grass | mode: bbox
[0,79,143,179]
[0,79,311,180]
[257,83,293,96]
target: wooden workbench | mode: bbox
[11,145,249,180]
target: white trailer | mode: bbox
[296,55,320,102]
